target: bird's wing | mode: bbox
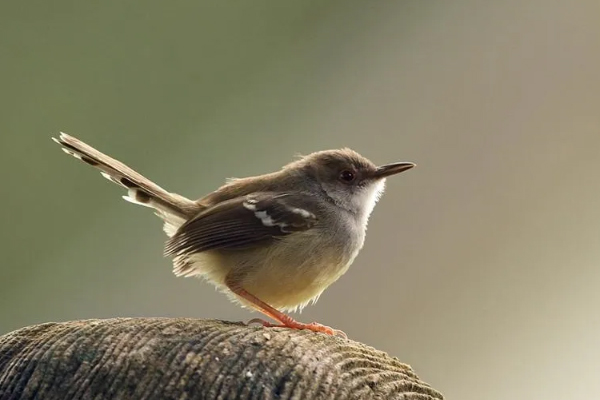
[164,192,318,256]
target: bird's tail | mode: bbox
[52,132,201,236]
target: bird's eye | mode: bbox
[339,170,356,183]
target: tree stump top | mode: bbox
[0,317,443,400]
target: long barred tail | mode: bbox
[52,132,201,236]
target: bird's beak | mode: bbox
[373,162,416,179]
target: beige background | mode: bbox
[1,1,599,399]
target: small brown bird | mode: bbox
[53,132,415,337]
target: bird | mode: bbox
[52,132,415,337]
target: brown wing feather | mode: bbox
[164,193,317,257]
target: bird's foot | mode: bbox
[246,318,347,339]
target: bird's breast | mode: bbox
[237,226,363,311]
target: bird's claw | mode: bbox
[245,318,347,339]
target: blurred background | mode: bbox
[1,1,599,399]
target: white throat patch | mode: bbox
[357,179,386,226]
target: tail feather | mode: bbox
[53,132,201,236]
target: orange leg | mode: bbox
[225,276,347,338]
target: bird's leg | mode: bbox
[225,276,347,338]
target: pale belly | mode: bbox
[181,229,363,312]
